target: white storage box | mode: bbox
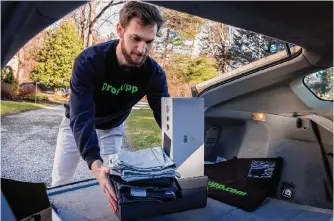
[161,98,205,178]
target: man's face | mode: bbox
[117,17,157,66]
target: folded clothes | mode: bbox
[111,167,180,182]
[117,192,165,205]
[110,175,172,187]
[108,147,183,205]
[108,147,181,182]
[108,147,175,170]
[110,177,183,205]
[115,179,180,193]
[113,181,177,199]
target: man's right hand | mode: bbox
[91,160,118,214]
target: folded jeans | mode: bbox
[117,193,166,205]
[110,167,180,182]
[108,147,175,171]
[109,175,172,187]
[116,181,179,193]
[112,181,178,205]
[111,177,183,205]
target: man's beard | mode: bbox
[121,40,147,67]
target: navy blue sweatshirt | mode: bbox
[64,40,169,169]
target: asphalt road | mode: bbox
[1,105,136,188]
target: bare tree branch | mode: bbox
[80,4,88,31]
[95,0,103,8]
[87,1,96,47]
[95,11,118,31]
[72,13,80,25]
[87,0,125,30]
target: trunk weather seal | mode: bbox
[47,179,99,196]
[196,48,303,98]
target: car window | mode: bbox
[147,10,300,97]
[304,67,333,101]
[200,24,290,73]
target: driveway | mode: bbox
[1,103,145,187]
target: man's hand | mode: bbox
[91,160,118,214]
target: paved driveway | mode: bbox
[1,103,145,187]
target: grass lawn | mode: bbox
[47,94,68,104]
[1,100,47,116]
[125,108,161,150]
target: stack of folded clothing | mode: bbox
[108,147,183,205]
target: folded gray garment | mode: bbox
[108,147,180,182]
[108,147,175,170]
[111,168,180,182]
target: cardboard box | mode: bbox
[1,178,52,221]
[161,98,205,178]
[114,176,208,221]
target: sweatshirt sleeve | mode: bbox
[69,53,102,169]
[146,64,170,128]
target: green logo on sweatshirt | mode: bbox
[101,82,138,96]
[208,181,247,196]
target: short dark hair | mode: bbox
[120,1,165,32]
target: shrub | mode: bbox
[1,66,15,84]
[1,81,14,99]
[1,65,19,97]
[23,93,49,102]
[18,84,40,97]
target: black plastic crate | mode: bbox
[113,176,208,221]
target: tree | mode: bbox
[227,28,285,70]
[168,54,217,84]
[87,0,125,45]
[71,4,88,46]
[162,55,190,97]
[72,0,125,48]
[149,8,214,97]
[200,22,231,73]
[200,22,286,73]
[304,68,333,100]
[3,24,45,85]
[182,55,217,83]
[162,54,217,97]
[1,65,18,93]
[17,48,25,84]
[87,1,96,47]
[161,8,205,39]
[30,21,83,88]
[158,8,205,67]
[1,66,15,84]
[21,32,45,83]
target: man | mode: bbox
[51,1,169,214]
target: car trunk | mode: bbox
[48,179,333,220]
[204,111,333,210]
[195,45,333,214]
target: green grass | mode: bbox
[1,100,47,116]
[125,108,161,150]
[47,95,69,104]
